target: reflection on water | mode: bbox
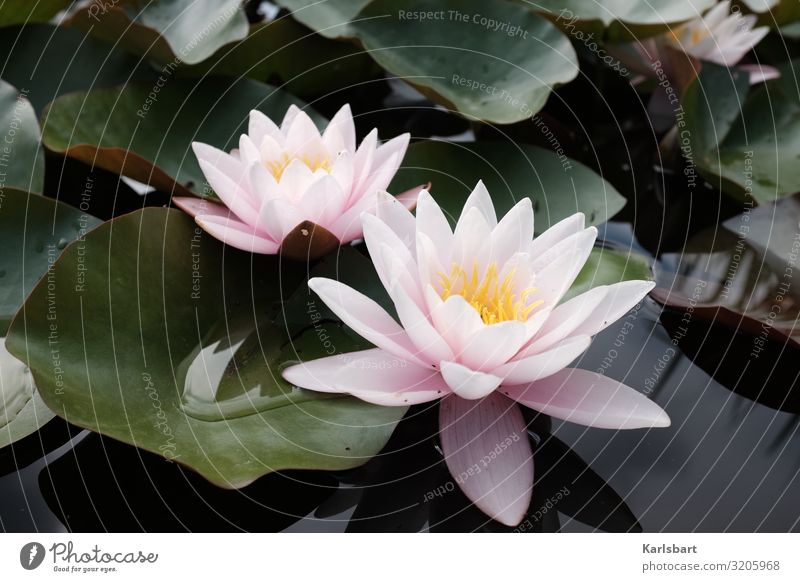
[178,318,334,422]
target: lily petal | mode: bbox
[458,180,497,228]
[439,393,533,526]
[495,335,591,384]
[282,349,447,406]
[193,214,279,254]
[308,277,425,365]
[440,360,502,400]
[502,368,671,429]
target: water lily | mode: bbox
[173,104,417,259]
[616,1,777,85]
[282,182,670,526]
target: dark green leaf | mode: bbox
[66,0,248,65]
[0,81,43,193]
[390,141,626,232]
[349,0,578,123]
[6,208,405,487]
[0,24,151,114]
[682,61,800,203]
[41,77,323,196]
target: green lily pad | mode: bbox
[563,247,654,302]
[6,208,406,488]
[390,141,626,232]
[0,189,101,334]
[176,20,381,100]
[348,0,578,123]
[0,80,44,193]
[682,62,800,204]
[0,24,151,114]
[41,77,323,197]
[0,0,70,27]
[274,0,371,38]
[0,189,99,447]
[533,0,716,41]
[66,0,248,65]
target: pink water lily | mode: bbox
[282,182,670,526]
[173,104,415,259]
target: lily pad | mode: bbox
[390,141,626,232]
[274,0,371,38]
[41,77,323,197]
[176,20,381,100]
[682,61,800,204]
[533,0,716,41]
[66,0,248,65]
[0,24,151,114]
[0,81,44,193]
[0,189,100,334]
[348,0,578,123]
[0,0,70,27]
[6,208,406,488]
[563,246,654,302]
[0,190,98,447]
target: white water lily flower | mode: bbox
[283,182,670,526]
[617,1,777,85]
[173,104,415,258]
[667,1,768,69]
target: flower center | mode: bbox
[437,261,542,325]
[265,153,332,180]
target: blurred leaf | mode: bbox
[0,0,70,26]
[176,20,381,100]
[742,0,800,26]
[390,141,626,232]
[274,0,370,38]
[0,80,43,193]
[349,0,578,123]
[41,77,323,196]
[533,0,715,41]
[6,208,406,487]
[682,61,800,203]
[66,0,248,65]
[0,24,151,114]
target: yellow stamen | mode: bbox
[265,153,332,180]
[437,261,543,325]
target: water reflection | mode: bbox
[38,434,337,532]
[178,316,336,423]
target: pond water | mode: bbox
[2,221,798,533]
